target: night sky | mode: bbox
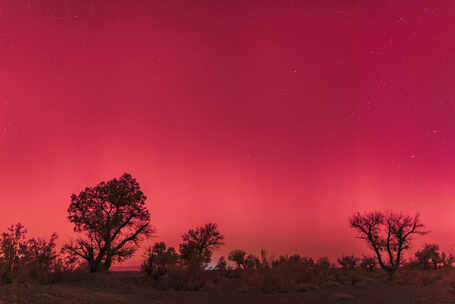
[1,1,455,268]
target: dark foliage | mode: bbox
[141,242,178,279]
[0,223,64,284]
[65,173,153,272]
[337,255,359,271]
[179,223,224,267]
[228,249,247,270]
[414,243,455,270]
[215,256,228,272]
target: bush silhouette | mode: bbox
[415,243,440,270]
[141,242,178,279]
[215,256,227,272]
[337,255,359,271]
[414,243,454,270]
[228,249,247,270]
[0,223,60,284]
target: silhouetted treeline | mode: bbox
[0,173,454,294]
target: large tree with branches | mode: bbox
[350,210,428,279]
[64,173,153,272]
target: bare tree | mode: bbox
[64,173,153,272]
[179,223,224,267]
[350,210,428,279]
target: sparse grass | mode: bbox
[1,269,455,304]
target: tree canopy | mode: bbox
[179,223,224,267]
[350,210,428,278]
[65,173,152,272]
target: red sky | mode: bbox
[1,0,455,268]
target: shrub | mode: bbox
[20,233,59,283]
[360,255,377,272]
[228,250,247,270]
[215,256,227,272]
[141,242,178,280]
[245,254,260,272]
[415,244,440,270]
[337,255,359,271]
[0,223,60,284]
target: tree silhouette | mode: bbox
[228,249,247,270]
[64,173,152,272]
[350,210,428,279]
[337,255,359,271]
[215,256,227,272]
[141,242,178,279]
[179,223,224,267]
[414,243,455,270]
[0,223,28,282]
[0,223,59,283]
[245,254,260,271]
[415,243,440,270]
[0,223,27,277]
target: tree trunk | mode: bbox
[89,261,98,273]
[104,255,112,270]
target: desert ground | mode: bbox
[1,270,455,304]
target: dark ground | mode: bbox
[1,270,455,304]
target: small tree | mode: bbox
[414,244,454,270]
[65,173,153,272]
[0,224,60,283]
[215,256,227,272]
[22,233,58,282]
[415,243,440,270]
[141,242,178,279]
[245,254,260,271]
[337,255,359,271]
[0,223,27,278]
[179,223,224,267]
[350,210,428,279]
[228,249,247,270]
